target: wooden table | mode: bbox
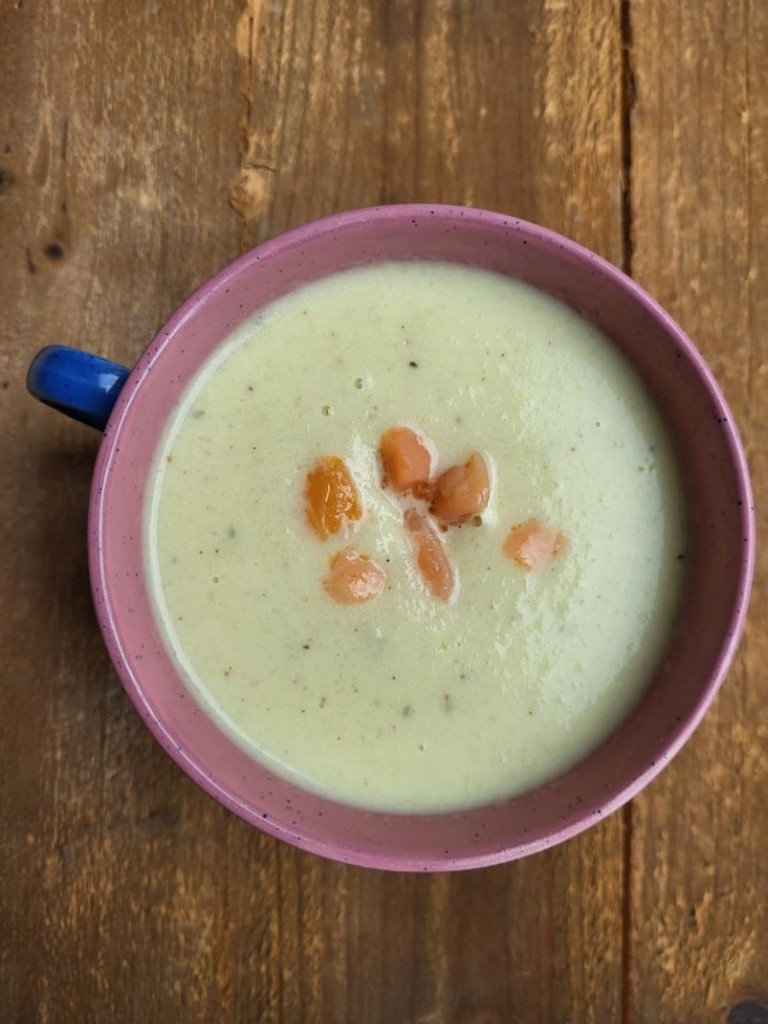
[2,2,765,1020]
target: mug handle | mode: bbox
[27,345,131,431]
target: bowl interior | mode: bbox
[90,206,753,870]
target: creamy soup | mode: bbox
[146,261,686,813]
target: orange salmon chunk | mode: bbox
[404,508,456,602]
[379,426,434,495]
[430,452,490,525]
[503,520,565,571]
[304,456,363,540]
[324,548,387,604]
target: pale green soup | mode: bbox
[146,262,685,813]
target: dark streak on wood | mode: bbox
[620,0,636,276]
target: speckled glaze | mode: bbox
[89,205,754,871]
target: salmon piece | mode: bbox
[379,426,434,496]
[430,452,490,525]
[324,548,387,604]
[304,456,362,540]
[503,520,565,570]
[404,508,456,602]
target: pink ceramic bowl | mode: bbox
[27,205,754,871]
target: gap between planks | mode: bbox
[619,2,635,1023]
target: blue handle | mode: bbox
[27,345,131,431]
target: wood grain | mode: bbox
[628,0,768,1019]
[4,0,760,1021]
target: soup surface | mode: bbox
[147,261,686,812]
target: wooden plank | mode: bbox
[0,1,249,1020]
[627,0,768,1019]
[228,5,628,1023]
[1,1,627,1020]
